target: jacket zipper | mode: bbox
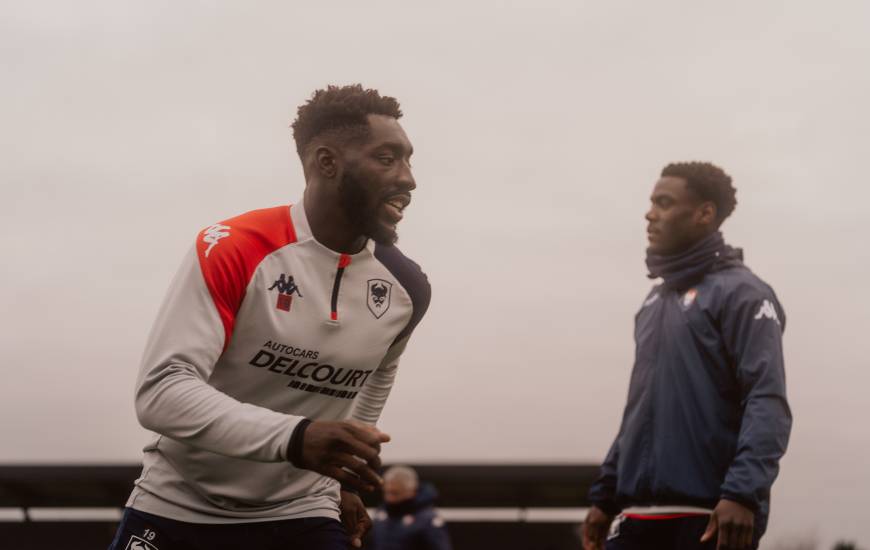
[330,254,352,321]
[641,292,668,494]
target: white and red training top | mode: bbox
[126,202,430,523]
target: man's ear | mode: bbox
[696,201,718,227]
[314,145,339,179]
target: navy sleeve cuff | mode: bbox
[590,498,622,517]
[287,418,312,468]
[720,492,759,512]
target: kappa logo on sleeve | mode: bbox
[125,535,159,550]
[268,274,303,311]
[754,299,781,325]
[202,223,231,257]
[367,279,392,319]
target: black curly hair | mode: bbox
[661,161,737,225]
[291,84,403,157]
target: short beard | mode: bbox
[337,169,398,246]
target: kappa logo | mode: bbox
[269,274,303,312]
[202,223,231,257]
[125,535,158,550]
[754,299,780,325]
[367,279,392,319]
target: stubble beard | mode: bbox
[338,169,398,246]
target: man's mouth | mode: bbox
[382,194,411,224]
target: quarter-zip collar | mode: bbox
[289,202,374,323]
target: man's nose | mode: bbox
[645,207,657,222]
[398,161,416,191]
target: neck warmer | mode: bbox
[646,231,742,290]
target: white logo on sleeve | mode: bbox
[754,299,780,325]
[202,224,231,257]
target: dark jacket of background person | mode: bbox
[369,484,452,550]
[588,252,792,539]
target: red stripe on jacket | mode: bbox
[196,205,297,349]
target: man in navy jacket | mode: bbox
[583,162,792,550]
[368,466,452,550]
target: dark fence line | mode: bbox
[0,464,599,550]
[0,463,600,508]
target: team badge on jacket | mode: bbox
[367,279,392,318]
[682,288,698,308]
[268,274,303,311]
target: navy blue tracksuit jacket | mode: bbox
[588,259,792,536]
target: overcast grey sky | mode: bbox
[1,1,868,547]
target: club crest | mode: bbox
[682,288,698,308]
[367,279,392,319]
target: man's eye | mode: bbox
[378,156,396,166]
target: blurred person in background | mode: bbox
[369,466,452,550]
[582,162,792,550]
[108,84,431,550]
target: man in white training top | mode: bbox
[109,84,431,550]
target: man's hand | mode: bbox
[299,420,391,492]
[700,499,755,549]
[340,490,372,549]
[582,505,614,550]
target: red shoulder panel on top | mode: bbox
[196,205,297,350]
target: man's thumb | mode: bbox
[348,420,391,443]
[700,514,717,542]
